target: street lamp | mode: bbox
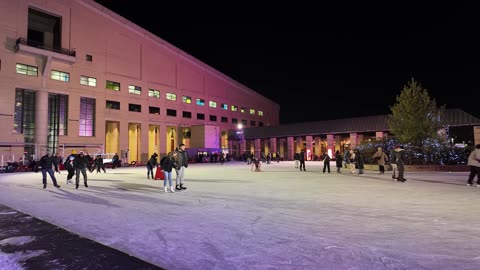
[237,123,244,156]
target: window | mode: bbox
[129,85,141,95]
[231,105,238,112]
[250,120,256,127]
[259,122,264,127]
[196,98,205,106]
[209,101,217,108]
[250,109,255,115]
[79,97,95,136]
[149,106,160,114]
[166,109,177,116]
[106,80,120,91]
[28,8,61,52]
[86,54,93,61]
[106,100,120,110]
[258,111,264,116]
[221,103,228,110]
[166,92,177,101]
[241,119,247,126]
[149,89,160,98]
[80,75,96,87]
[197,113,205,120]
[221,116,228,123]
[241,107,247,113]
[16,63,38,76]
[50,70,70,82]
[183,111,192,118]
[14,89,36,156]
[128,104,141,112]
[232,118,238,124]
[210,115,217,122]
[48,94,68,152]
[182,96,192,104]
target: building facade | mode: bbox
[240,109,480,161]
[0,0,280,163]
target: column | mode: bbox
[305,135,313,160]
[254,138,261,160]
[35,90,49,156]
[375,131,384,140]
[264,138,269,155]
[287,137,294,161]
[270,137,277,153]
[326,134,334,158]
[350,133,358,149]
[475,126,480,145]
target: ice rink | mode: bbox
[1,161,479,270]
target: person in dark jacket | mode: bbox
[175,144,189,190]
[160,152,177,193]
[146,153,158,179]
[112,153,119,169]
[355,149,364,175]
[63,150,77,184]
[335,150,343,173]
[294,152,300,168]
[322,152,331,173]
[389,147,398,180]
[74,151,89,189]
[299,150,306,171]
[394,146,406,182]
[38,152,60,189]
[94,155,106,173]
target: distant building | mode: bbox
[0,0,279,163]
[239,109,480,160]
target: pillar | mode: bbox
[475,126,480,146]
[305,135,313,160]
[35,90,48,156]
[254,138,261,160]
[287,137,294,161]
[264,139,269,155]
[159,124,167,156]
[326,134,334,158]
[270,137,277,153]
[375,131,384,140]
[296,136,303,153]
[350,133,358,149]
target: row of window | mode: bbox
[15,63,265,117]
[106,100,263,127]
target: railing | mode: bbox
[16,38,76,57]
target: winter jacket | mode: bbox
[73,155,89,169]
[175,149,188,168]
[335,153,343,167]
[372,150,389,165]
[467,149,480,167]
[389,149,397,164]
[160,156,176,172]
[39,155,58,171]
[147,154,158,167]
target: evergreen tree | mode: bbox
[388,78,444,145]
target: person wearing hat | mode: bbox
[38,151,61,189]
[63,150,77,184]
[393,145,406,182]
[73,151,89,189]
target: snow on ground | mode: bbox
[0,161,479,270]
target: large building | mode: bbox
[0,0,280,163]
[240,109,480,161]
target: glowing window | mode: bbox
[166,93,177,101]
[182,96,192,104]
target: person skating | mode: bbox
[393,146,406,182]
[38,152,61,189]
[146,153,158,179]
[299,150,306,171]
[372,147,389,175]
[74,151,89,189]
[467,144,480,186]
[322,152,331,173]
[160,152,177,193]
[63,150,77,184]
[175,144,189,190]
[335,150,343,173]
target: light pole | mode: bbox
[237,123,243,156]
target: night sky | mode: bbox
[94,1,479,124]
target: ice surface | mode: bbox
[1,161,479,270]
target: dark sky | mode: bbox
[94,1,479,124]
